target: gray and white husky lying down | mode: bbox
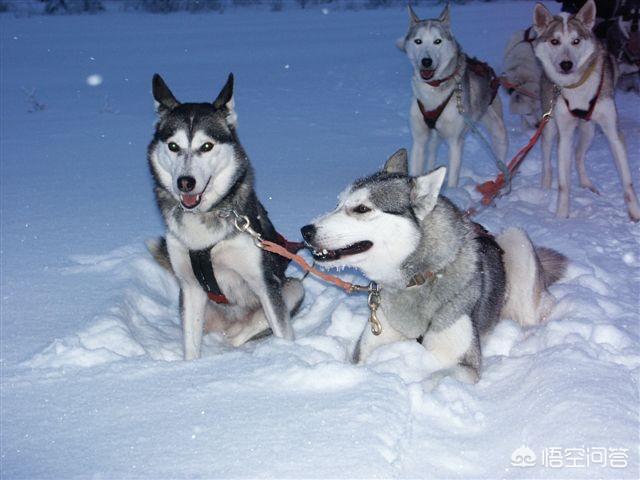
[302,149,567,382]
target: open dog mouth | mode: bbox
[180,177,211,210]
[420,69,436,80]
[308,241,373,262]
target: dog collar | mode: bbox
[563,57,598,90]
[423,59,461,87]
[407,270,436,288]
[424,71,458,87]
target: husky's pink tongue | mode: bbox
[181,194,199,208]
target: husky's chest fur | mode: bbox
[379,199,506,339]
[165,205,235,251]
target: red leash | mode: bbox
[475,111,552,207]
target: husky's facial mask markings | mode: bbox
[303,148,567,382]
[147,74,303,360]
[302,150,422,287]
[402,5,455,82]
[150,74,240,214]
[533,0,597,78]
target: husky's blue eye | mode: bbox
[168,142,180,152]
[200,142,214,152]
[353,205,371,214]
[434,38,442,45]
[414,38,423,45]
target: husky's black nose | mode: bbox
[301,224,316,243]
[560,61,573,72]
[421,57,433,68]
[177,176,196,193]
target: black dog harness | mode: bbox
[189,232,303,305]
[189,249,229,304]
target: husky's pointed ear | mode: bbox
[383,148,409,175]
[575,0,596,31]
[438,3,450,26]
[408,4,420,26]
[533,3,553,35]
[410,167,446,219]
[213,73,237,127]
[152,74,179,115]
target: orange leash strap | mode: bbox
[498,76,539,100]
[260,239,361,294]
[476,113,551,206]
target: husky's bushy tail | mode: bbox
[496,228,568,327]
[535,246,567,287]
[146,237,173,273]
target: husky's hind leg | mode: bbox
[225,278,304,347]
[595,98,640,221]
[496,228,566,326]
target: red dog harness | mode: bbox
[562,64,605,122]
[417,57,499,130]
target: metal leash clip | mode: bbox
[367,282,382,336]
[231,211,264,248]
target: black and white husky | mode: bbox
[302,149,566,382]
[147,74,303,360]
[398,5,508,185]
[533,0,640,221]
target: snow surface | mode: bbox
[1,2,639,478]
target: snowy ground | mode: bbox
[1,2,639,478]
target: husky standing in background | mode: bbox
[398,5,508,186]
[606,1,640,92]
[533,0,640,221]
[502,26,543,130]
[147,74,304,360]
[301,149,566,382]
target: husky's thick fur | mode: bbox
[147,74,303,360]
[503,26,543,129]
[398,5,508,185]
[534,0,640,221]
[301,149,566,382]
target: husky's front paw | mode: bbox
[580,181,600,195]
[625,193,640,223]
